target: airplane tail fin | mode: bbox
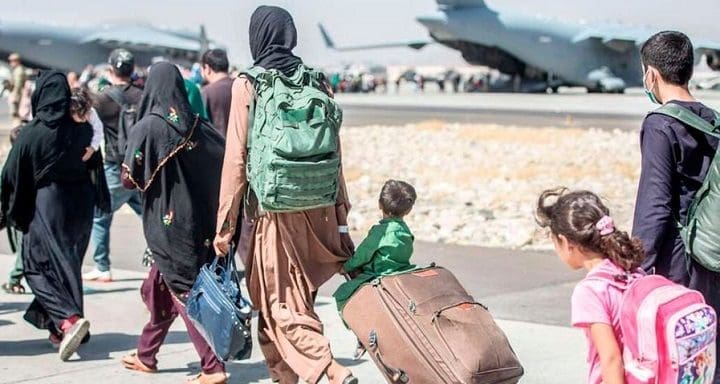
[317,22,431,51]
[318,23,336,49]
[199,25,209,53]
[437,0,486,8]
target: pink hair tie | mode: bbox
[596,216,615,236]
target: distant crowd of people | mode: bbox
[1,5,720,384]
[326,68,466,94]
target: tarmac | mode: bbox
[2,89,720,133]
[336,88,720,129]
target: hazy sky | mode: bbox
[1,0,718,67]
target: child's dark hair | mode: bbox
[535,188,645,271]
[640,31,694,86]
[379,180,416,217]
[70,87,93,117]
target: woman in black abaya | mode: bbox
[119,62,228,384]
[1,70,98,361]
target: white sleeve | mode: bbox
[89,108,104,150]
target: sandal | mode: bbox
[326,360,358,384]
[2,282,25,294]
[121,352,157,373]
[186,372,229,384]
[353,339,367,360]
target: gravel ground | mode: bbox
[0,120,642,251]
[340,120,641,250]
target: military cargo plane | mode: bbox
[0,20,217,72]
[320,0,720,93]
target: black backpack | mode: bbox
[105,85,139,161]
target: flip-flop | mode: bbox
[121,352,157,373]
[1,282,25,294]
[338,370,358,384]
[185,372,229,384]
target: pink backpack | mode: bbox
[589,270,717,383]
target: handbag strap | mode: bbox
[216,243,242,295]
[209,253,232,282]
[224,243,236,281]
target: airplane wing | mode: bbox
[81,25,203,54]
[437,0,487,8]
[695,41,720,55]
[575,28,720,70]
[572,29,640,53]
[695,40,720,70]
[318,24,432,52]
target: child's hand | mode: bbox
[82,147,95,162]
[345,269,361,279]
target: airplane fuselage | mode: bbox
[418,5,649,90]
[0,22,104,71]
[0,21,204,73]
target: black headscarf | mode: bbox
[123,62,225,293]
[137,62,196,137]
[124,62,199,191]
[1,71,100,232]
[31,71,71,129]
[249,5,303,75]
[20,71,73,182]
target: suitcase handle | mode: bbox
[431,301,487,323]
[368,330,409,383]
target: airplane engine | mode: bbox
[707,53,720,71]
[587,67,626,93]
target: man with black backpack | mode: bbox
[84,49,144,282]
[633,31,720,383]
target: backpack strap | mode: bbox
[241,66,265,82]
[240,66,272,148]
[585,270,629,290]
[652,103,720,238]
[105,85,129,108]
[585,268,645,291]
[651,103,720,140]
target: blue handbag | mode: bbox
[186,249,253,361]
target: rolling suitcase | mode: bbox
[342,266,524,384]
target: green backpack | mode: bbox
[653,103,720,271]
[243,64,343,212]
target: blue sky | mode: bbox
[1,0,718,67]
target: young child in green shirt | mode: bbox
[334,180,417,312]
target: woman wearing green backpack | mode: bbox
[213,6,357,384]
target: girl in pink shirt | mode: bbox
[536,188,646,384]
